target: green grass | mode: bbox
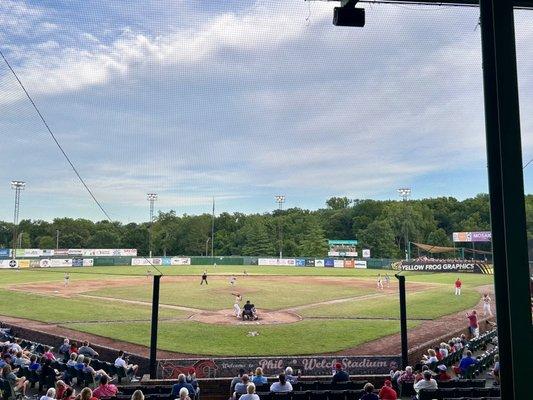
[86,276,374,310]
[66,319,419,356]
[402,272,493,287]
[0,288,186,323]
[300,287,481,320]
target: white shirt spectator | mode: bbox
[270,382,293,393]
[239,394,259,400]
[414,377,438,393]
[114,357,127,368]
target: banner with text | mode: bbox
[158,355,400,379]
[452,231,492,243]
[171,257,191,265]
[131,257,163,266]
[393,260,493,274]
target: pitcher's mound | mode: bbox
[188,309,302,325]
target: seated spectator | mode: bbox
[239,383,259,400]
[55,380,69,400]
[41,358,60,387]
[359,382,378,400]
[69,342,78,355]
[455,350,478,376]
[114,351,139,382]
[397,366,415,384]
[40,388,56,400]
[460,334,467,347]
[439,343,449,358]
[285,367,298,384]
[83,357,112,383]
[131,390,144,400]
[66,353,77,367]
[423,349,438,364]
[234,374,250,398]
[78,387,98,400]
[186,368,199,395]
[389,365,401,383]
[78,342,99,358]
[230,369,246,393]
[74,354,85,371]
[490,355,500,385]
[13,351,30,367]
[62,387,76,400]
[29,354,41,371]
[58,339,70,360]
[251,367,267,385]
[44,347,56,361]
[171,373,196,398]
[2,364,30,398]
[378,380,397,400]
[269,373,293,393]
[178,387,191,400]
[332,362,350,384]
[435,365,452,382]
[92,375,118,399]
[0,354,11,368]
[413,371,438,397]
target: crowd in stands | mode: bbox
[1,327,501,400]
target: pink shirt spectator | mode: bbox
[93,384,118,399]
[44,351,56,361]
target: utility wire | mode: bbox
[0,48,112,222]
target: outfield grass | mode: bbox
[66,319,419,356]
[86,276,374,310]
[0,288,185,323]
[300,287,481,319]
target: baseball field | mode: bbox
[0,266,494,357]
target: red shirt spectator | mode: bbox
[92,376,118,399]
[436,365,452,381]
[378,380,397,400]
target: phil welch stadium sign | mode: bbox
[392,260,493,274]
[158,355,400,379]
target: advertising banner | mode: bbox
[39,259,51,268]
[393,260,493,274]
[72,258,83,267]
[258,258,277,266]
[315,259,325,267]
[0,249,10,257]
[131,257,163,266]
[29,260,40,268]
[324,258,334,268]
[362,249,371,258]
[305,259,315,267]
[0,260,17,268]
[333,260,345,268]
[67,249,83,256]
[50,259,73,267]
[170,257,191,266]
[83,259,94,267]
[158,355,400,379]
[15,249,43,257]
[344,259,355,268]
[354,260,368,269]
[55,249,69,256]
[453,231,492,242]
[295,259,306,267]
[18,260,30,268]
[279,259,296,266]
[42,250,55,257]
[328,251,358,257]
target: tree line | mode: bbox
[1,194,531,258]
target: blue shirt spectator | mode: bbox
[458,351,478,375]
[171,374,196,397]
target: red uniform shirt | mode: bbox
[455,279,462,288]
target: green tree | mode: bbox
[298,218,328,257]
[359,219,399,258]
[326,197,352,210]
[38,236,55,249]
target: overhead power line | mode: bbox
[0,48,112,222]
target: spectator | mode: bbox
[269,373,293,393]
[414,365,429,383]
[378,380,397,400]
[131,390,145,400]
[55,380,69,400]
[3,364,29,398]
[423,349,438,364]
[178,387,191,400]
[66,353,77,367]
[359,382,378,400]
[332,362,350,384]
[58,339,70,359]
[78,387,98,400]
[186,368,200,396]
[41,358,59,387]
[114,351,139,382]
[389,365,401,383]
[285,367,298,384]
[397,366,415,385]
[466,311,479,338]
[92,375,118,399]
[491,355,500,386]
[439,343,449,359]
[251,367,267,385]
[13,351,29,367]
[460,334,467,347]
[40,388,57,400]
[0,354,11,368]
[74,354,85,371]
[83,357,112,383]
[171,373,196,398]
[456,350,478,376]
[413,371,438,396]
[62,387,76,400]
[239,383,259,400]
[230,369,246,393]
[69,342,78,355]
[78,342,99,358]
[29,354,41,371]
[44,347,56,361]
[435,365,452,382]
[234,374,251,398]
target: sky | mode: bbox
[0,0,531,223]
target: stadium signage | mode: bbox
[158,355,400,379]
[395,260,493,274]
[452,231,492,242]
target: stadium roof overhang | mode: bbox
[310,1,532,399]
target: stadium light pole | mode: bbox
[11,181,26,259]
[147,193,158,258]
[56,230,60,249]
[397,188,411,260]
[275,195,286,258]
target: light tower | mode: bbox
[11,181,26,259]
[275,195,286,258]
[147,193,158,258]
[397,188,411,260]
